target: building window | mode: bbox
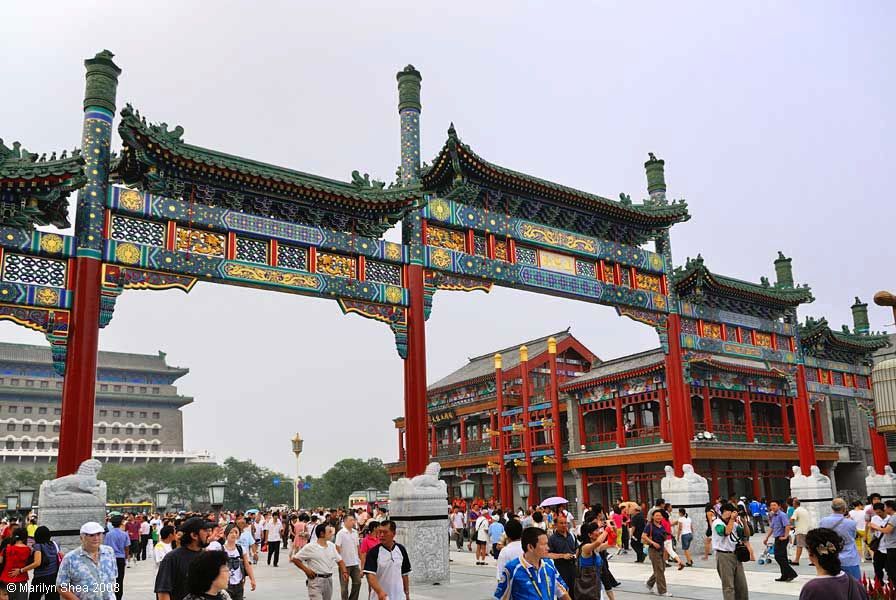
[138,443,146,451]
[100,384,108,391]
[22,424,31,432]
[152,412,160,419]
[8,406,16,413]
[38,407,47,415]
[51,441,58,449]
[25,380,34,387]
[140,387,146,393]
[111,443,119,451]
[139,427,146,435]
[124,443,133,452]
[39,381,48,388]
[99,410,107,417]
[6,424,14,431]
[98,426,106,434]
[127,411,134,417]
[20,441,28,449]
[23,407,32,414]
[831,397,852,445]
[113,386,121,392]
[37,425,46,432]
[127,387,134,393]
[36,441,44,450]
[126,427,133,435]
[112,410,120,417]
[52,425,59,433]
[54,408,61,415]
[140,411,147,418]
[112,427,120,434]
[152,388,160,394]
[4,441,12,449]
[97,443,106,451]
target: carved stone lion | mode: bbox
[40,459,106,506]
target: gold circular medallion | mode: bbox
[39,234,64,254]
[385,286,402,304]
[35,287,59,306]
[385,243,401,260]
[119,189,144,211]
[115,243,141,265]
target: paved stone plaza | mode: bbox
[121,537,860,600]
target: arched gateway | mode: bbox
[0,52,889,519]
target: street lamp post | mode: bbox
[208,481,226,522]
[17,487,35,521]
[154,488,171,514]
[365,486,378,514]
[5,493,17,519]
[459,478,476,502]
[292,434,303,510]
[517,479,530,510]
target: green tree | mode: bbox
[302,458,390,508]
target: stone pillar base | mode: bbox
[661,464,710,558]
[790,464,835,524]
[866,466,896,502]
[37,459,108,552]
[389,462,450,585]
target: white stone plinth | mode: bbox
[790,465,834,524]
[38,459,107,552]
[389,462,450,585]
[661,464,710,554]
[866,466,896,501]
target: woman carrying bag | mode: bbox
[575,523,608,600]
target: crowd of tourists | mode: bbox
[0,505,406,600]
[455,494,877,600]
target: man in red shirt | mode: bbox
[125,514,142,565]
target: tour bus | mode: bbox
[347,490,389,511]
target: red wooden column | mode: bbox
[459,416,467,454]
[743,393,755,442]
[495,354,509,509]
[793,365,818,471]
[813,406,824,445]
[490,413,497,451]
[658,390,669,442]
[59,52,121,477]
[710,462,720,500]
[619,465,629,501]
[664,314,694,475]
[751,461,761,499]
[870,426,890,475]
[615,396,625,448]
[703,385,714,431]
[781,397,792,444]
[581,473,591,507]
[519,346,535,503]
[403,264,429,476]
[547,337,564,496]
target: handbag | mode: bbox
[574,552,601,600]
[734,542,750,562]
[870,534,881,552]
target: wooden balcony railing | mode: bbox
[585,432,617,451]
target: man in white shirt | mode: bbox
[849,499,869,561]
[364,520,411,600]
[153,525,175,565]
[450,507,466,551]
[495,519,524,581]
[474,511,491,565]
[336,516,362,600]
[293,524,349,600]
[266,511,283,567]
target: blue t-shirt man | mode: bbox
[748,500,761,516]
[105,526,130,559]
[495,556,567,600]
[489,521,506,545]
[819,511,860,577]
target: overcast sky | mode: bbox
[2,2,893,477]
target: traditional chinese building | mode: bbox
[388,263,892,513]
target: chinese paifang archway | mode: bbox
[0,52,890,509]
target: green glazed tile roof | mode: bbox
[800,316,892,353]
[117,105,423,220]
[421,125,690,227]
[673,254,814,308]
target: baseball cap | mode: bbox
[80,522,105,535]
[179,516,215,535]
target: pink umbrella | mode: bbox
[539,496,569,507]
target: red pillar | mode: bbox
[658,390,668,442]
[615,396,625,448]
[744,393,754,443]
[495,354,509,510]
[781,397,792,444]
[547,338,565,496]
[430,422,437,458]
[578,404,587,451]
[794,365,818,471]
[460,416,467,454]
[490,413,497,451]
[519,346,535,503]
[702,385,713,431]
[581,473,591,507]
[59,52,121,477]
[403,264,429,476]
[664,314,694,476]
[813,405,824,445]
[751,461,761,499]
[620,465,629,501]
[710,461,720,500]
[871,426,890,475]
